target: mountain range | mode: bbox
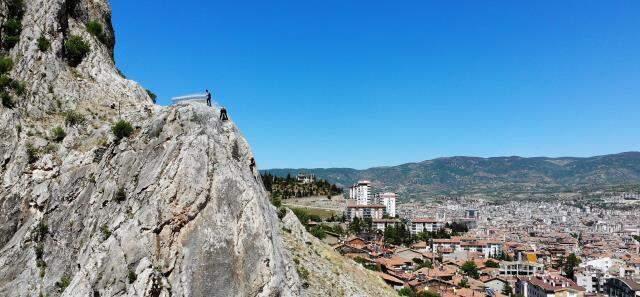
[264,152,640,199]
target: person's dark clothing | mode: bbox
[220,108,228,121]
[206,92,212,107]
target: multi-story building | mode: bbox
[516,275,585,297]
[345,204,385,221]
[500,261,545,276]
[575,270,605,294]
[379,192,397,217]
[372,218,402,231]
[410,218,444,236]
[430,237,503,258]
[348,180,372,205]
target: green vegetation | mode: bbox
[563,253,581,280]
[296,266,309,280]
[86,21,103,37]
[503,282,514,296]
[309,225,326,239]
[413,258,433,269]
[146,89,157,103]
[112,120,134,140]
[460,261,480,279]
[290,207,339,221]
[100,224,111,240]
[34,222,49,241]
[37,35,51,52]
[1,0,25,50]
[261,172,342,199]
[64,110,85,126]
[354,257,380,271]
[399,287,440,297]
[26,143,40,164]
[383,223,412,246]
[458,278,470,288]
[115,187,126,203]
[51,126,66,142]
[128,269,137,284]
[64,35,90,67]
[1,92,14,108]
[0,56,13,74]
[485,259,500,268]
[56,275,71,292]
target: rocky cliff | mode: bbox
[0,1,399,296]
[0,0,302,295]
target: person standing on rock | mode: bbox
[205,90,212,107]
[220,107,229,121]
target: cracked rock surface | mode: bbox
[0,0,301,296]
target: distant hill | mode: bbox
[263,152,640,199]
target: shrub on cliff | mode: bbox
[51,126,66,142]
[37,36,51,52]
[1,92,15,108]
[112,120,133,140]
[64,35,90,67]
[0,56,13,74]
[64,110,85,126]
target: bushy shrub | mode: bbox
[0,76,12,89]
[86,21,104,37]
[64,110,85,126]
[1,92,14,108]
[115,187,126,203]
[64,35,90,67]
[3,18,22,36]
[2,19,22,49]
[37,36,51,52]
[7,0,25,19]
[128,270,137,284]
[51,126,66,142]
[0,56,13,74]
[112,120,133,140]
[100,224,111,240]
[309,226,326,239]
[10,80,25,95]
[2,35,20,49]
[26,143,39,164]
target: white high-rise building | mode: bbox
[379,192,397,217]
[348,180,372,205]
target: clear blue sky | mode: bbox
[111,0,639,169]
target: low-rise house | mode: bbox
[484,277,510,295]
[516,274,585,297]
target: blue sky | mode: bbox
[111,0,639,169]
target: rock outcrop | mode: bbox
[0,0,396,296]
[0,0,302,296]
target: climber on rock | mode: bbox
[205,89,212,107]
[249,158,256,172]
[220,107,229,121]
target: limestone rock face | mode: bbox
[0,0,301,296]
